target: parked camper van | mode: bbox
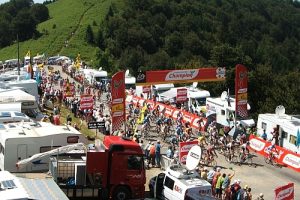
[83,68,108,85]
[256,106,300,153]
[0,89,43,120]
[206,91,251,127]
[0,111,31,123]
[0,122,87,172]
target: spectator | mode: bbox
[246,188,253,200]
[200,167,208,180]
[212,167,221,195]
[149,142,156,167]
[207,167,216,184]
[144,141,151,164]
[215,173,226,198]
[261,129,267,141]
[166,146,174,158]
[66,114,72,125]
[155,140,161,168]
[222,169,235,192]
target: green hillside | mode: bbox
[0,0,121,64]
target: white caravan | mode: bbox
[83,68,108,85]
[1,79,39,100]
[0,122,87,172]
[256,105,300,153]
[206,91,251,127]
[0,89,43,120]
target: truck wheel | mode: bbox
[113,186,131,200]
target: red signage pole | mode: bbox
[111,71,125,133]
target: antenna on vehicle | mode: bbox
[275,105,285,118]
[125,69,130,77]
[220,91,228,101]
[185,145,202,171]
[192,82,198,89]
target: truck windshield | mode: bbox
[127,155,143,170]
[195,97,207,107]
[125,84,136,90]
[95,77,106,82]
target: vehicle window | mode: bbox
[40,146,61,153]
[67,136,79,143]
[127,155,143,170]
[289,135,297,145]
[164,176,175,190]
[0,112,11,118]
[14,112,26,117]
[0,143,4,155]
[22,102,34,106]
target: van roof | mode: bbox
[0,122,83,143]
[259,113,300,129]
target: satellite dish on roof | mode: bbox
[125,69,130,77]
[186,145,202,171]
[221,91,228,101]
[275,105,285,117]
[192,82,198,89]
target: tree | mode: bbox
[85,25,94,44]
[30,3,49,23]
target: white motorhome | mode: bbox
[83,68,108,85]
[0,122,87,172]
[0,111,31,123]
[1,79,39,100]
[158,85,210,112]
[206,91,251,127]
[0,89,43,120]
[256,106,300,153]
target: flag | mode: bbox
[297,129,300,147]
[235,64,248,119]
[111,71,125,132]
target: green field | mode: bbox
[0,0,121,64]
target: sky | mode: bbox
[0,0,45,5]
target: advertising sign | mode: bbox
[80,94,94,110]
[136,67,226,85]
[235,64,248,119]
[179,140,198,164]
[249,135,300,172]
[274,183,294,200]
[88,121,105,129]
[177,88,187,103]
[142,86,151,93]
[111,71,125,132]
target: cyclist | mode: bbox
[266,143,278,163]
[207,144,218,160]
[240,142,250,162]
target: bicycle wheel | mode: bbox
[247,157,254,167]
[231,156,239,165]
[264,156,271,165]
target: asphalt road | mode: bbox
[51,65,300,200]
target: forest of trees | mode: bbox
[92,0,300,117]
[0,0,49,47]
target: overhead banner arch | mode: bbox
[136,67,226,85]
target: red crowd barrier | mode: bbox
[126,95,207,131]
[249,134,300,172]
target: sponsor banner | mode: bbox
[164,106,175,117]
[142,86,151,93]
[179,141,198,164]
[191,117,207,132]
[249,135,300,172]
[274,183,294,200]
[111,71,125,132]
[177,88,187,103]
[63,82,75,97]
[182,111,194,124]
[235,64,248,119]
[136,67,226,85]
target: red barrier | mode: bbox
[274,183,294,200]
[179,140,198,164]
[249,135,300,172]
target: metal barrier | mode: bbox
[160,155,174,170]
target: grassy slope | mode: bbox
[0,0,119,63]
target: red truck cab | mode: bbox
[86,136,146,199]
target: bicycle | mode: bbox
[239,153,256,167]
[264,152,282,168]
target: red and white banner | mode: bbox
[235,64,248,119]
[136,67,226,85]
[274,183,294,200]
[177,88,187,103]
[111,71,125,132]
[80,94,94,110]
[126,95,207,131]
[249,135,300,172]
[179,141,198,164]
[142,86,151,93]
